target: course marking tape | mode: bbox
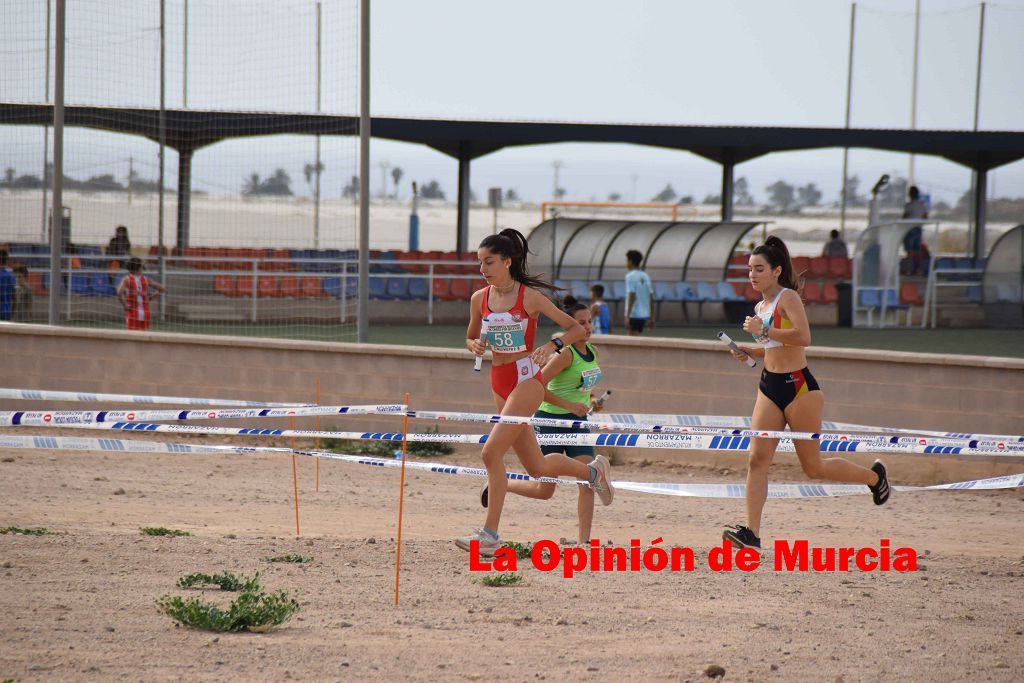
[18,421,1024,458]
[0,404,407,427]
[1,434,1021,498]
[0,388,309,407]
[401,409,1024,449]
[602,412,1024,444]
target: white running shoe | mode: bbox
[589,454,614,506]
[455,529,501,557]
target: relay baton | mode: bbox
[717,331,757,368]
[473,321,488,372]
[587,390,612,416]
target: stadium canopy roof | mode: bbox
[2,102,1020,256]
[3,103,1023,170]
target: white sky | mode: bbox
[1,0,1022,205]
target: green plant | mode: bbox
[263,554,313,563]
[141,527,191,537]
[177,571,258,592]
[320,433,394,457]
[0,526,52,536]
[156,576,300,633]
[480,573,523,587]
[407,426,455,457]
[501,541,533,560]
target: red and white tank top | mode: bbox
[124,274,150,322]
[480,283,537,354]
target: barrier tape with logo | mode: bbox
[0,404,407,427]
[1,434,1021,499]
[16,420,1023,458]
[0,387,309,407]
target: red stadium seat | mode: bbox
[820,282,838,305]
[257,275,279,298]
[213,275,235,297]
[279,275,300,298]
[450,278,472,300]
[792,256,811,276]
[802,280,821,304]
[431,278,453,301]
[828,256,852,280]
[301,276,326,298]
[743,282,759,302]
[235,275,255,297]
[809,256,829,278]
[900,282,924,306]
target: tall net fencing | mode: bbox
[0,0,359,340]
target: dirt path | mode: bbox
[2,441,1023,682]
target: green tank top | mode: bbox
[538,342,602,415]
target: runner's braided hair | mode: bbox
[752,236,802,293]
[479,228,560,294]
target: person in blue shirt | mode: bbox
[624,249,653,335]
[0,250,16,321]
[588,283,612,335]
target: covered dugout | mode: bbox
[983,224,1024,328]
[527,219,764,322]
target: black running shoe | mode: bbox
[869,460,891,505]
[480,483,489,509]
[722,524,761,550]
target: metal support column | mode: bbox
[973,162,987,263]
[357,0,370,342]
[48,0,66,326]
[176,148,192,251]
[720,148,734,222]
[456,143,471,256]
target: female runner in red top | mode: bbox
[456,229,614,556]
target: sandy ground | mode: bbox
[1,432,1023,682]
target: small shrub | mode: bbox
[141,527,191,537]
[177,571,258,592]
[156,577,300,633]
[264,554,313,564]
[408,426,455,457]
[0,526,53,536]
[480,573,523,587]
[501,541,533,560]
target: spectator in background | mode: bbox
[821,229,848,258]
[624,249,653,335]
[902,186,929,276]
[117,256,165,331]
[0,250,15,321]
[12,265,32,322]
[589,283,612,335]
[106,225,132,258]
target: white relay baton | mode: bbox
[717,331,757,368]
[473,321,488,372]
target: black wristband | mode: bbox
[551,337,565,354]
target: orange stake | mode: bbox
[315,379,321,492]
[394,391,410,606]
[290,415,300,537]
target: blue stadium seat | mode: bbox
[716,281,744,302]
[611,280,628,302]
[90,272,117,296]
[695,281,721,302]
[408,277,429,300]
[675,282,696,302]
[570,280,589,299]
[654,281,679,301]
[369,276,388,299]
[385,277,410,300]
[70,272,93,295]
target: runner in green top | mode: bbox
[480,296,607,545]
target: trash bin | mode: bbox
[836,282,852,327]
